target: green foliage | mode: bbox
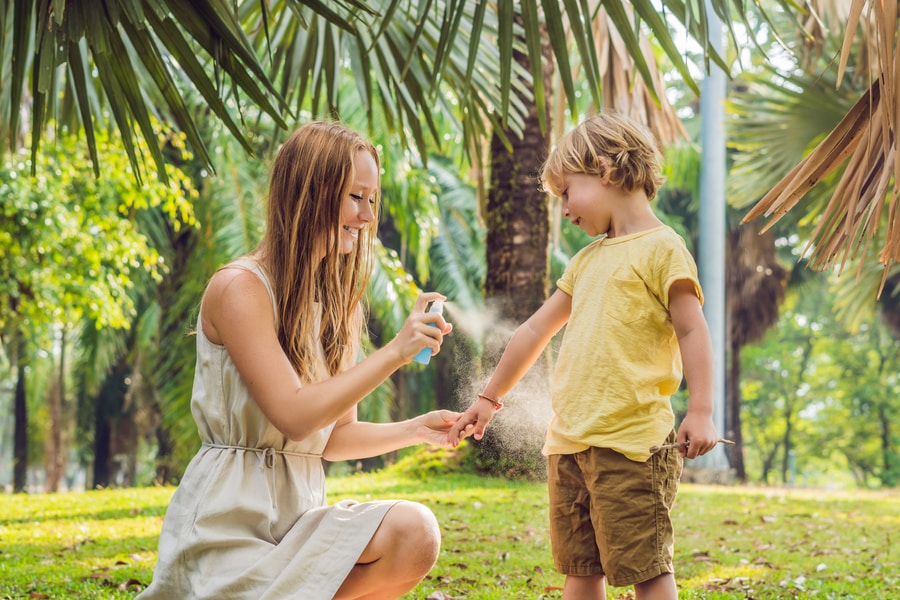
[388,444,476,479]
[2,470,899,599]
[463,437,548,482]
[0,129,195,337]
[0,124,197,488]
[740,275,900,488]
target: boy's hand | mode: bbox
[417,409,462,448]
[676,411,718,459]
[447,399,497,447]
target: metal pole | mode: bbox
[695,1,730,474]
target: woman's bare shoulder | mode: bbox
[201,264,273,343]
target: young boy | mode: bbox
[449,112,719,600]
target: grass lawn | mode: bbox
[1,452,899,599]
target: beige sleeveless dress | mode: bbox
[138,258,396,600]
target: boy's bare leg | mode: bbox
[634,572,677,600]
[562,574,607,600]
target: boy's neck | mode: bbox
[607,192,663,238]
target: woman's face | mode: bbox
[338,150,378,255]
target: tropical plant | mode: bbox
[724,7,900,478]
[0,127,195,490]
[6,1,897,281]
[740,273,900,488]
[740,3,899,285]
[12,0,885,488]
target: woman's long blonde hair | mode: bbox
[259,121,379,382]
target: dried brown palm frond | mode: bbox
[742,1,897,294]
[551,3,687,146]
[797,0,878,85]
[592,6,687,144]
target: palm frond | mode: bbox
[728,68,852,212]
[832,259,900,332]
[7,0,293,181]
[366,240,423,339]
[742,1,899,288]
[424,158,485,313]
[589,5,687,143]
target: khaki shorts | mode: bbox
[547,433,683,587]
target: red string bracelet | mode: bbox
[477,393,503,411]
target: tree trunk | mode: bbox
[479,17,553,479]
[45,343,64,493]
[879,404,891,476]
[725,223,787,484]
[761,445,779,484]
[151,424,169,484]
[91,358,130,489]
[726,337,746,481]
[92,393,112,489]
[780,415,792,485]
[780,339,812,484]
[13,333,27,493]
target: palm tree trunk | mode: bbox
[484,16,552,321]
[479,17,553,479]
[726,224,787,483]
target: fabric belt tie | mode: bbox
[201,442,321,509]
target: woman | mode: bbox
[139,121,457,600]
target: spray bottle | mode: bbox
[411,300,444,365]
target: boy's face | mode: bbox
[560,172,611,237]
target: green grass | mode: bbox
[2,451,899,599]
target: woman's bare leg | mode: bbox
[334,501,441,600]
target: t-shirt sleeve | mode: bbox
[556,244,590,296]
[651,235,703,309]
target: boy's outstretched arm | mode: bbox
[448,289,572,446]
[669,279,718,459]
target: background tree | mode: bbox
[6,1,897,488]
[740,273,899,488]
[725,8,900,479]
[740,285,830,485]
[5,2,897,279]
[742,3,899,287]
[0,129,194,491]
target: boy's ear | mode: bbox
[597,156,613,184]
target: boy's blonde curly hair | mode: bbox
[540,112,666,201]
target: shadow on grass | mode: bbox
[0,504,170,527]
[2,534,163,564]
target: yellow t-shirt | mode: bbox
[544,225,703,462]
